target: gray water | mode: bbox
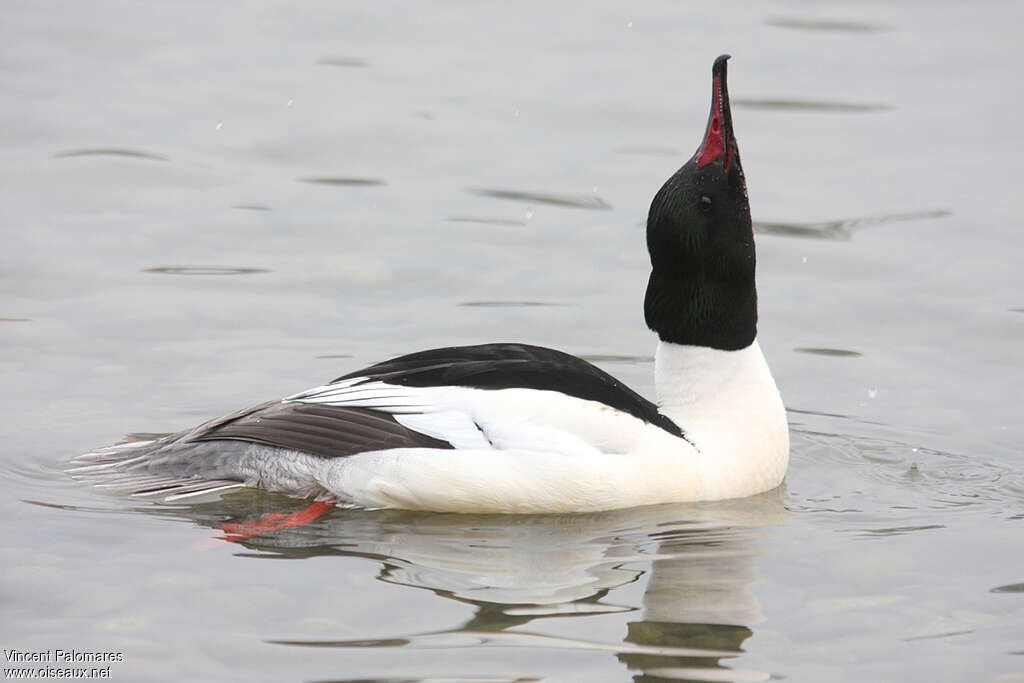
[2,1,1023,681]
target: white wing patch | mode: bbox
[285,378,437,414]
[392,412,493,450]
[286,379,493,449]
[284,377,686,462]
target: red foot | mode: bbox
[194,499,336,549]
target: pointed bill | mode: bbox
[696,54,738,172]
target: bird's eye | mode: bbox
[699,195,713,214]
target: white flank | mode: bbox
[272,340,787,512]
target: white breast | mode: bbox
[654,339,789,500]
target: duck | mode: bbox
[69,55,789,514]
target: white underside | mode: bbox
[259,339,789,513]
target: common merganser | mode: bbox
[69,55,789,514]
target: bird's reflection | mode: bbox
[69,487,787,681]
[37,485,782,679]
[617,516,770,682]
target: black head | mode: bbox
[644,55,757,351]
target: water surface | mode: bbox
[2,1,1023,682]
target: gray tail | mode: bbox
[67,439,245,502]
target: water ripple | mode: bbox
[141,266,270,276]
[299,177,385,186]
[642,666,771,682]
[765,16,888,32]
[733,98,891,113]
[793,347,863,358]
[53,147,168,160]
[310,678,538,683]
[755,209,951,241]
[317,56,369,67]
[789,418,1024,513]
[846,523,946,538]
[787,407,854,420]
[458,301,567,307]
[903,629,974,642]
[990,583,1024,594]
[270,629,738,658]
[470,188,612,210]
[614,146,680,157]
[53,148,168,161]
[446,216,527,226]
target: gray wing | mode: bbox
[186,400,454,458]
[68,400,454,501]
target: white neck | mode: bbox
[654,339,789,499]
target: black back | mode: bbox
[333,343,685,438]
